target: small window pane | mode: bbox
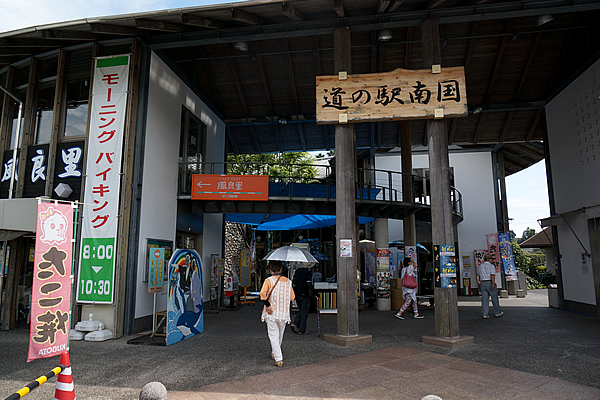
[64,78,89,137]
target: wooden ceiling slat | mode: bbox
[282,3,305,22]
[135,18,184,32]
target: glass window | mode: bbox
[178,107,206,194]
[6,66,29,150]
[63,77,89,137]
[34,58,58,144]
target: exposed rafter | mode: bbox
[377,0,391,14]
[231,8,262,25]
[526,111,541,142]
[473,114,486,145]
[334,0,345,18]
[90,23,144,36]
[298,123,307,151]
[282,38,300,115]
[273,125,284,153]
[135,18,184,32]
[225,45,250,116]
[39,30,103,41]
[254,42,274,115]
[388,0,405,13]
[282,3,304,22]
[181,14,223,29]
[426,0,449,9]
[227,127,240,154]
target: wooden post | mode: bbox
[421,19,461,339]
[401,121,416,247]
[334,26,359,337]
[498,151,509,233]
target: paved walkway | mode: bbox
[170,345,600,400]
[1,289,600,399]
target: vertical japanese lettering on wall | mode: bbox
[28,201,74,362]
[77,55,130,304]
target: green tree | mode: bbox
[511,240,554,288]
[227,152,317,183]
[521,227,536,242]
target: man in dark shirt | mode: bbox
[291,267,313,335]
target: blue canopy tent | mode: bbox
[226,214,374,231]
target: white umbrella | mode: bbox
[262,245,318,264]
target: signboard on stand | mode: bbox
[148,248,164,293]
[166,249,203,346]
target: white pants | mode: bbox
[266,319,287,362]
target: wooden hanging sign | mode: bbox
[316,66,467,124]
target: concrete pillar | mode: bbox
[374,218,390,311]
[421,19,465,343]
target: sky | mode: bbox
[0,0,236,33]
[505,160,550,239]
[0,1,552,238]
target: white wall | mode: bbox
[546,57,600,214]
[546,58,600,307]
[375,150,499,288]
[134,52,225,319]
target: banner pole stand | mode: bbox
[152,292,156,333]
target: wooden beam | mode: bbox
[298,123,306,151]
[0,38,69,47]
[334,0,345,18]
[484,20,511,104]
[231,8,263,25]
[426,0,450,9]
[135,18,184,32]
[254,42,274,115]
[404,27,411,69]
[0,48,41,55]
[225,45,250,116]
[283,38,300,114]
[16,57,39,197]
[0,66,14,152]
[498,111,514,143]
[227,127,240,154]
[388,0,406,13]
[181,14,224,29]
[45,49,66,197]
[273,124,284,153]
[0,56,22,64]
[473,113,486,145]
[448,118,457,145]
[526,111,541,142]
[514,32,541,101]
[282,3,304,22]
[40,30,103,41]
[90,23,144,36]
[248,126,261,153]
[377,0,391,14]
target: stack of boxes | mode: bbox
[390,279,404,310]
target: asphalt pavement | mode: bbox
[1,289,600,399]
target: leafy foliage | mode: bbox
[227,152,317,183]
[511,240,556,289]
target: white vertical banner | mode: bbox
[77,55,130,304]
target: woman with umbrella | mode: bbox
[261,246,316,366]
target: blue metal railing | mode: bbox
[178,161,462,217]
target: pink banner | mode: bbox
[28,201,74,362]
[485,233,501,273]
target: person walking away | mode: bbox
[395,257,425,320]
[291,266,314,335]
[477,254,503,319]
[260,261,295,367]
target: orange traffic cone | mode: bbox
[55,351,76,400]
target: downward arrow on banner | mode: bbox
[92,266,103,273]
